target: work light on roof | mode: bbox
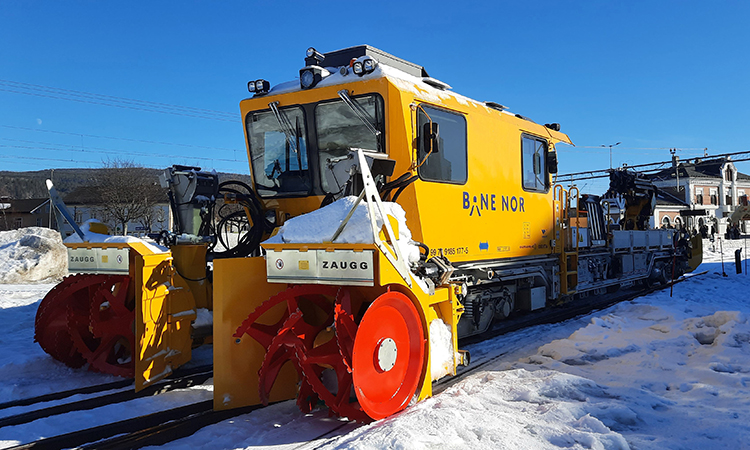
[249,79,270,95]
[305,47,325,66]
[300,66,329,90]
[363,58,377,72]
[352,57,378,77]
[300,69,316,89]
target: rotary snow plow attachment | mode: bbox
[215,245,464,421]
[214,150,467,421]
[35,240,210,389]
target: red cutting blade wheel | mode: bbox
[35,274,91,368]
[66,274,135,378]
[351,290,426,420]
[235,285,370,422]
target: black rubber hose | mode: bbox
[413,240,430,262]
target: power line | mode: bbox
[0,80,240,122]
[0,152,249,174]
[0,79,238,118]
[0,143,244,165]
[561,145,709,151]
[0,136,247,164]
[0,124,244,154]
[557,150,750,181]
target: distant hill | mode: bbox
[0,168,253,200]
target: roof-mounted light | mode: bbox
[305,47,325,66]
[299,66,329,89]
[352,56,378,77]
[248,79,270,95]
[362,57,378,73]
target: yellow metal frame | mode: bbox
[65,241,208,391]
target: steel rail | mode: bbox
[0,364,212,411]
[0,368,212,428]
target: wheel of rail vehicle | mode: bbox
[351,290,425,420]
[66,274,136,378]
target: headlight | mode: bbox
[300,70,315,89]
[363,58,377,73]
[352,61,364,75]
[250,79,270,95]
[299,66,328,89]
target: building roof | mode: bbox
[655,186,689,207]
[0,198,49,214]
[649,157,750,182]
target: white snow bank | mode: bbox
[64,219,167,253]
[429,319,455,381]
[264,196,421,264]
[0,227,67,283]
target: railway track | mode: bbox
[5,272,705,450]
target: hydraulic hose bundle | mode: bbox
[204,180,272,259]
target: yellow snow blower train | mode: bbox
[35,45,700,421]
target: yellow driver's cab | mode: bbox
[240,45,572,265]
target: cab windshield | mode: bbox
[246,106,310,197]
[245,94,384,198]
[316,94,384,193]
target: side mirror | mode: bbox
[422,122,440,154]
[547,151,558,174]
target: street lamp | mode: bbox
[602,142,621,169]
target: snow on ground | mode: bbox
[2,230,750,449]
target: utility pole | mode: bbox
[602,142,621,169]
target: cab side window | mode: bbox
[417,106,467,184]
[522,135,548,192]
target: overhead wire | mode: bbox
[0,79,239,122]
[0,124,243,154]
[0,138,243,164]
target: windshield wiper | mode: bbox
[268,101,299,154]
[337,90,381,146]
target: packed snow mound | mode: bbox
[0,227,67,283]
[264,196,421,263]
[64,219,167,253]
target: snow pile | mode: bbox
[429,319,455,381]
[264,196,421,263]
[0,227,67,283]
[64,219,167,253]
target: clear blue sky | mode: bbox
[2,1,749,193]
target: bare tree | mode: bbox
[97,159,160,235]
[138,186,167,233]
